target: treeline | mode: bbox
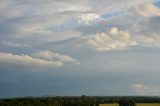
[0,96,160,106]
[0,96,97,106]
[96,96,160,103]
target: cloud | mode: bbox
[131,4,160,47]
[0,51,78,70]
[0,0,21,20]
[132,84,149,90]
[138,34,160,47]
[32,51,78,63]
[76,2,160,51]
[0,0,158,39]
[88,27,137,51]
[78,13,101,24]
[1,0,160,97]
[0,0,159,50]
[1,41,31,48]
[134,3,160,17]
[132,84,160,95]
[0,52,63,69]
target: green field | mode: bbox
[136,103,160,106]
[99,103,160,106]
[99,104,119,106]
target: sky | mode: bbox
[0,0,160,98]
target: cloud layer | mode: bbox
[0,51,78,70]
[0,0,160,97]
[84,2,160,51]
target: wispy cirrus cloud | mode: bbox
[1,41,31,48]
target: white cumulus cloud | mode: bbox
[79,13,101,24]
[88,27,137,51]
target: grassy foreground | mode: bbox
[99,103,160,106]
[99,104,119,106]
[136,103,160,106]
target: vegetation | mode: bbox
[99,103,160,106]
[136,103,160,106]
[99,103,119,106]
[0,96,159,106]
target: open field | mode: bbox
[136,103,160,106]
[99,104,119,106]
[99,103,160,106]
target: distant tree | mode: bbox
[119,98,135,106]
[53,101,62,106]
[81,95,95,106]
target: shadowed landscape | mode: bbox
[0,96,160,106]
